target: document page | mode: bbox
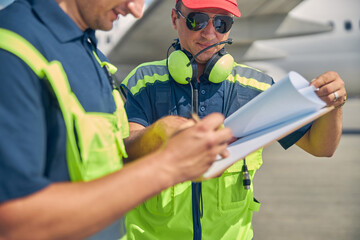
[225,71,326,138]
[203,71,331,178]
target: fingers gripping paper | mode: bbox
[203,71,332,178]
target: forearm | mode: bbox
[124,117,190,162]
[297,107,343,157]
[124,124,164,162]
[0,113,232,240]
[0,151,173,240]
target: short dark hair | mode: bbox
[175,0,183,18]
[175,0,182,11]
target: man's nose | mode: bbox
[200,19,217,37]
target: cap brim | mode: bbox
[181,0,241,17]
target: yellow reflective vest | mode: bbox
[124,151,262,240]
[0,28,129,181]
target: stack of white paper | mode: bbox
[203,71,331,178]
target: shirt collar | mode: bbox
[32,0,96,44]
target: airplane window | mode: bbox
[344,20,352,31]
[328,21,334,28]
[106,36,111,44]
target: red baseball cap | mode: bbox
[177,0,241,17]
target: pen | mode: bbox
[191,113,201,123]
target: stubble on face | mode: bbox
[64,0,144,31]
[80,0,114,31]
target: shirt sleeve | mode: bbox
[121,72,155,127]
[0,49,51,203]
[122,86,153,127]
[278,122,312,149]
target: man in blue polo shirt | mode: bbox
[0,0,234,239]
[121,0,347,239]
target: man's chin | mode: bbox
[195,56,212,65]
[98,23,113,32]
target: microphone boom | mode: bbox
[187,38,233,66]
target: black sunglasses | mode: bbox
[176,10,234,34]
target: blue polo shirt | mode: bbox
[0,0,124,238]
[0,0,116,201]
[122,59,311,149]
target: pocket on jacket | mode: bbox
[218,160,250,211]
[144,186,174,216]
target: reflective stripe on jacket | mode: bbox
[122,60,266,240]
[0,28,129,181]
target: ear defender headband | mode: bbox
[167,39,234,84]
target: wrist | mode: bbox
[142,149,178,190]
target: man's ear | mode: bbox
[171,8,178,30]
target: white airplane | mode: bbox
[1,0,359,96]
[242,0,360,97]
[98,0,360,97]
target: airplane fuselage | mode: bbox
[247,0,360,97]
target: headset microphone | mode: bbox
[167,38,234,85]
[187,38,233,67]
[166,39,251,190]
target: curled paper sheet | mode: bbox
[203,71,331,179]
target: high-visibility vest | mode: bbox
[124,151,262,240]
[121,66,264,239]
[0,28,129,181]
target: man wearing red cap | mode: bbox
[121,0,347,239]
[180,0,241,17]
[0,0,237,239]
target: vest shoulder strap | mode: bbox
[0,28,83,114]
[0,28,48,77]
